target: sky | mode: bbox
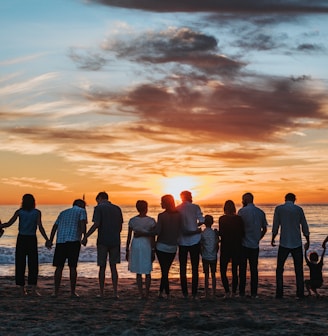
[1,0,328,206]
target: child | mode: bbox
[125,200,156,299]
[304,242,326,297]
[200,215,219,298]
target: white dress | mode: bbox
[128,215,156,274]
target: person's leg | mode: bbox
[276,246,289,298]
[67,241,80,297]
[210,262,217,296]
[98,266,106,297]
[15,235,27,293]
[136,273,143,298]
[145,274,151,298]
[220,254,230,294]
[203,261,210,297]
[97,244,107,297]
[54,266,64,297]
[239,246,248,296]
[110,263,119,298]
[69,266,78,297]
[189,243,200,298]
[231,256,239,294]
[179,245,188,297]
[156,250,175,296]
[304,279,312,296]
[291,246,304,298]
[249,248,259,297]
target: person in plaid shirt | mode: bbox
[47,199,87,298]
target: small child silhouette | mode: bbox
[304,242,326,297]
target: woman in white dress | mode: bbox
[126,200,156,298]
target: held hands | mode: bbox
[271,239,276,247]
[304,242,310,251]
[81,236,87,246]
[45,240,52,250]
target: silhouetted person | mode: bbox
[177,190,204,299]
[155,194,183,299]
[82,191,123,298]
[271,193,310,299]
[47,199,87,298]
[219,200,244,298]
[304,243,326,297]
[238,192,267,298]
[0,194,49,296]
[126,200,156,299]
[200,215,219,298]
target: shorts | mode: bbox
[53,241,81,268]
[97,244,121,266]
[202,258,217,274]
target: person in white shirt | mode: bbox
[271,193,310,299]
[177,190,204,299]
[238,192,267,298]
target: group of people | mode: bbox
[0,191,326,300]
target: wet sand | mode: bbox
[0,275,327,335]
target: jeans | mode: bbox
[239,246,259,296]
[156,249,176,295]
[276,245,304,298]
[179,243,200,297]
[15,234,39,286]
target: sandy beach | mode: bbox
[0,275,327,335]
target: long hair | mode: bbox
[21,194,36,211]
[161,194,176,213]
[224,200,236,215]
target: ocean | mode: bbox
[0,204,327,278]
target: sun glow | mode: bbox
[160,176,199,202]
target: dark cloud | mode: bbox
[90,0,328,13]
[296,43,324,52]
[102,27,244,76]
[85,75,327,144]
[68,48,108,71]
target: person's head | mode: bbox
[161,194,176,212]
[309,251,319,263]
[285,193,296,203]
[96,191,109,203]
[180,190,192,203]
[21,194,36,211]
[242,192,254,207]
[73,199,86,209]
[223,200,236,215]
[204,215,214,227]
[136,200,148,215]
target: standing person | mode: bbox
[155,194,183,299]
[200,215,219,298]
[82,192,123,299]
[304,243,326,297]
[47,199,87,298]
[271,193,310,299]
[0,194,49,296]
[177,190,204,299]
[218,200,244,298]
[126,200,156,299]
[238,192,267,298]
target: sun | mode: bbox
[160,176,199,202]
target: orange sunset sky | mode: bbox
[1,1,328,206]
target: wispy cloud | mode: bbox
[1,177,67,191]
